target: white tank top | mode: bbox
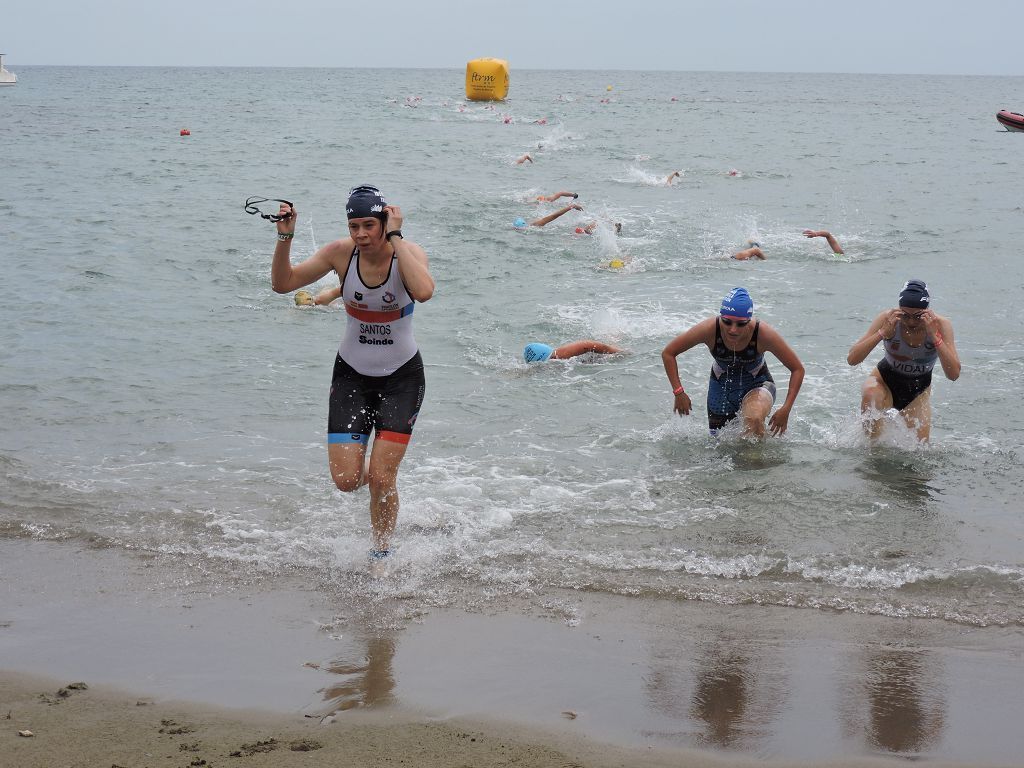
[337,248,418,376]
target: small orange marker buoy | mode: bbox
[180,129,190,136]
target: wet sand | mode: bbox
[2,539,1022,767]
[4,669,720,768]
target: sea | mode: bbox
[2,66,1023,757]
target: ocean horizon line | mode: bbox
[3,62,1022,79]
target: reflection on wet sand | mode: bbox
[689,647,750,747]
[842,645,946,754]
[320,633,397,714]
[644,631,783,750]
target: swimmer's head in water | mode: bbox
[721,287,754,318]
[575,227,584,234]
[294,290,314,306]
[346,185,388,232]
[523,343,554,363]
[614,222,622,235]
[513,217,527,228]
[898,279,930,308]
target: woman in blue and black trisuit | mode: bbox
[847,279,960,441]
[661,288,805,437]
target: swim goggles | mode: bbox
[244,196,294,222]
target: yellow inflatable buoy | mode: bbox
[294,290,314,306]
[465,58,509,101]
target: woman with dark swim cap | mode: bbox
[661,288,805,437]
[270,185,435,562]
[847,279,960,441]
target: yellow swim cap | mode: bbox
[609,259,625,269]
[294,290,314,306]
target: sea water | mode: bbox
[1,66,1022,633]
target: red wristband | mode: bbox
[673,385,685,396]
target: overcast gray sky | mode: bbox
[4,0,1022,75]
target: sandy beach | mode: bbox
[2,538,1023,767]
[5,669,719,768]
[5,669,1014,768]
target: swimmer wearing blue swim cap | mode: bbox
[662,287,805,438]
[524,340,623,363]
[848,279,960,442]
[512,202,584,231]
[524,342,554,362]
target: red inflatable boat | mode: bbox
[996,110,1024,131]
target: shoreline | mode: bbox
[2,538,1022,766]
[2,669,721,768]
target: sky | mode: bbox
[3,0,1023,76]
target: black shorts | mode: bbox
[328,352,425,447]
[877,358,931,411]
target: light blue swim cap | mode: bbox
[720,287,754,318]
[513,217,527,228]
[523,343,554,363]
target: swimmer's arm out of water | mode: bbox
[552,340,622,359]
[315,286,342,306]
[532,203,582,227]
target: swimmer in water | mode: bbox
[536,191,578,202]
[270,185,435,562]
[847,279,960,441]
[515,154,533,165]
[601,254,632,270]
[513,203,583,229]
[802,229,844,255]
[295,285,343,306]
[666,170,682,185]
[662,288,805,437]
[575,221,622,235]
[732,241,766,260]
[523,340,623,362]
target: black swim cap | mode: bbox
[346,184,387,222]
[898,279,930,308]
